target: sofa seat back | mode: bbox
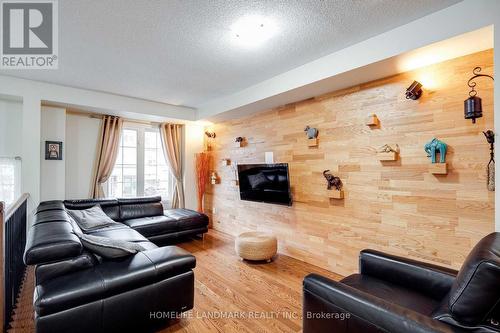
[118,196,164,221]
[447,232,500,327]
[64,198,121,221]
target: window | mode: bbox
[144,130,171,198]
[0,157,21,206]
[108,129,138,198]
[107,125,173,204]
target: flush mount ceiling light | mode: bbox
[230,15,277,48]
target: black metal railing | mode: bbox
[1,194,28,332]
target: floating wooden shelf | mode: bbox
[429,163,447,175]
[378,152,397,161]
[366,114,379,127]
[307,138,319,147]
[326,189,344,199]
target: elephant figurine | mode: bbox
[323,170,343,191]
[304,126,319,139]
[424,138,447,163]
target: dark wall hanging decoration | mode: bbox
[45,141,63,160]
[464,67,494,124]
[205,131,216,138]
[484,130,495,191]
[234,136,245,148]
[405,81,423,100]
[204,131,216,151]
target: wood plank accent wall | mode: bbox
[204,49,495,276]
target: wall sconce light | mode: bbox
[205,131,216,138]
[405,81,423,100]
[464,67,494,124]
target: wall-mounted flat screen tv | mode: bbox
[237,163,292,206]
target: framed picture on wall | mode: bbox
[45,141,63,160]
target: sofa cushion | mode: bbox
[163,209,209,230]
[35,251,97,284]
[448,232,500,325]
[64,199,120,221]
[123,216,178,236]
[341,274,440,316]
[123,209,209,237]
[79,234,146,259]
[34,246,195,316]
[86,225,149,243]
[67,205,120,232]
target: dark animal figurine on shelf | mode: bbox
[323,170,343,191]
[424,138,447,163]
[304,126,319,139]
[235,137,244,143]
[205,131,216,139]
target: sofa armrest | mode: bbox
[303,274,465,333]
[359,250,458,300]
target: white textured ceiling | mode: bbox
[1,0,461,108]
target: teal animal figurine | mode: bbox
[424,138,447,163]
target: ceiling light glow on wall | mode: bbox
[231,15,277,48]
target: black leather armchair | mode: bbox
[303,232,500,333]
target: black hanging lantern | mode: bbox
[464,96,482,124]
[464,67,494,124]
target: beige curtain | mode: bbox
[90,116,123,198]
[159,123,185,208]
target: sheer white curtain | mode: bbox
[0,157,22,206]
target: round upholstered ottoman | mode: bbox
[235,232,277,262]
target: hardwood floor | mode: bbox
[9,230,342,333]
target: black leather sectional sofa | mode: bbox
[23,196,209,333]
[303,232,500,333]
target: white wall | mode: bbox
[0,99,22,157]
[40,106,66,201]
[65,113,101,199]
[22,96,41,210]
